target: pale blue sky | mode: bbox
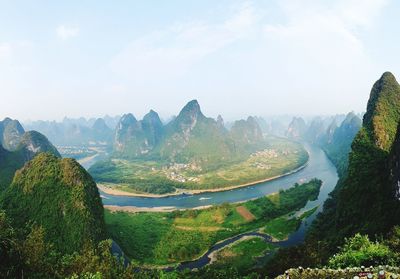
[0,0,399,121]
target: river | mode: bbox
[106,144,339,269]
[100,144,338,211]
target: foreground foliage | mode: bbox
[0,153,107,254]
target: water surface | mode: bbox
[107,144,339,269]
[101,144,338,210]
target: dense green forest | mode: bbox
[1,153,107,254]
[258,72,400,278]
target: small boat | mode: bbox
[199,197,212,201]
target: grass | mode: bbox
[263,207,319,241]
[211,237,276,272]
[264,217,301,241]
[90,137,309,194]
[104,179,322,266]
[299,206,319,219]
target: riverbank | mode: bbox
[208,235,264,265]
[104,204,213,213]
[104,180,321,267]
[97,160,309,198]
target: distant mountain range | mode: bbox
[24,115,120,146]
[113,100,268,164]
[283,111,363,175]
[0,118,60,190]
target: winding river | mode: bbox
[105,144,339,269]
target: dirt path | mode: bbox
[175,225,223,232]
[236,206,256,221]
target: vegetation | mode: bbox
[259,72,400,278]
[90,137,308,194]
[328,234,396,268]
[275,266,400,279]
[313,72,400,245]
[210,237,276,273]
[91,100,309,194]
[0,145,26,190]
[264,217,301,241]
[104,179,321,265]
[0,153,107,254]
[0,212,135,279]
[0,127,60,191]
[321,112,362,177]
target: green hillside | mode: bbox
[261,72,400,278]
[91,100,309,194]
[1,153,107,254]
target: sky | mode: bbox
[0,0,399,121]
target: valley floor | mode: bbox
[97,159,308,198]
[104,179,321,269]
[91,137,309,195]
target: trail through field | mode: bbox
[236,206,256,221]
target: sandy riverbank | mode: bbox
[104,204,213,213]
[78,154,99,165]
[97,161,309,198]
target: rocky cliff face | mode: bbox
[141,110,164,147]
[230,116,264,145]
[113,100,266,162]
[114,110,164,157]
[305,117,326,143]
[286,117,307,139]
[0,118,25,151]
[17,130,61,160]
[0,120,60,190]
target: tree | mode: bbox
[328,234,395,268]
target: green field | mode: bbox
[104,179,321,266]
[210,236,276,272]
[90,137,309,194]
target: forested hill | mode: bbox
[321,112,362,177]
[313,72,400,242]
[113,100,267,162]
[0,153,107,254]
[261,72,400,278]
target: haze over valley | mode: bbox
[2,1,400,279]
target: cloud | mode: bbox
[110,1,259,81]
[0,43,12,60]
[336,0,388,27]
[56,25,79,40]
[257,0,389,113]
